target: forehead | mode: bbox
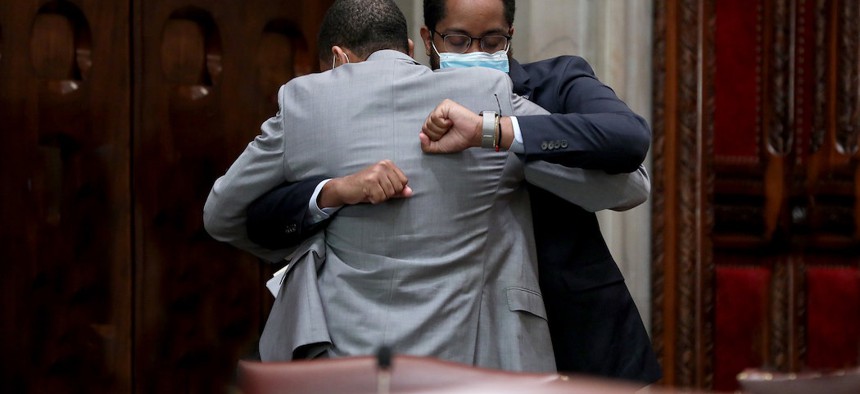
[439,0,508,34]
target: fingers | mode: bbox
[364,160,410,204]
[333,160,413,205]
[420,98,484,153]
[422,101,453,141]
[419,132,438,153]
[397,185,414,198]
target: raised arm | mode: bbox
[420,98,649,211]
[512,56,650,174]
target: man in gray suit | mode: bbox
[204,0,647,372]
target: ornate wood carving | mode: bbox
[675,0,699,386]
[650,0,668,378]
[770,259,790,370]
[836,0,859,153]
[810,0,828,153]
[701,0,717,388]
[850,0,860,239]
[795,257,808,370]
[655,0,859,390]
[651,0,716,387]
[769,0,792,155]
[796,0,809,164]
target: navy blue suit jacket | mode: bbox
[508,57,660,383]
[245,56,661,383]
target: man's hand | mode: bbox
[318,160,413,207]
[420,99,482,153]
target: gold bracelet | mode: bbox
[493,113,501,152]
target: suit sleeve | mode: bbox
[203,85,299,262]
[515,57,650,174]
[246,177,331,250]
[511,86,651,211]
[523,162,650,212]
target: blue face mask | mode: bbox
[434,43,510,73]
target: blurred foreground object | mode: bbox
[738,367,860,394]
[238,355,657,394]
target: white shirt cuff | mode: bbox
[509,116,525,154]
[308,179,342,225]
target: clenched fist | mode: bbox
[318,160,414,207]
[420,99,483,153]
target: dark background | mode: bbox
[0,0,332,392]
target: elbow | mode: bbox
[202,201,229,242]
[630,139,650,171]
[611,167,651,212]
[202,209,220,240]
[610,189,648,212]
[620,115,651,172]
[619,181,650,211]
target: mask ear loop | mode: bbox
[332,53,351,69]
[431,42,442,57]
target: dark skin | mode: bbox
[420,0,514,70]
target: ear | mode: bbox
[407,38,415,58]
[332,46,350,67]
[419,26,433,56]
[318,46,338,72]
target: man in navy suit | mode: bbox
[243,0,661,384]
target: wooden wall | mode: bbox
[0,0,332,392]
[652,0,860,391]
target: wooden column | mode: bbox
[652,0,860,391]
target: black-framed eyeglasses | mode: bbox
[431,30,511,54]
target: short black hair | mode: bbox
[317,0,409,61]
[423,0,515,31]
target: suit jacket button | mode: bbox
[561,140,568,148]
[541,141,548,150]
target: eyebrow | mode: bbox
[438,27,509,36]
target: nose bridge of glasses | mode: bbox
[466,37,483,53]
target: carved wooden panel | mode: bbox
[654,0,860,391]
[133,1,331,392]
[652,0,716,387]
[0,0,131,392]
[1,0,332,392]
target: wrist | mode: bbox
[472,113,484,147]
[318,178,344,208]
[499,116,514,150]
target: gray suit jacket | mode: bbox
[204,50,649,372]
[259,233,330,362]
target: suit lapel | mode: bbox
[508,58,533,100]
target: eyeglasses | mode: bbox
[431,30,511,54]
